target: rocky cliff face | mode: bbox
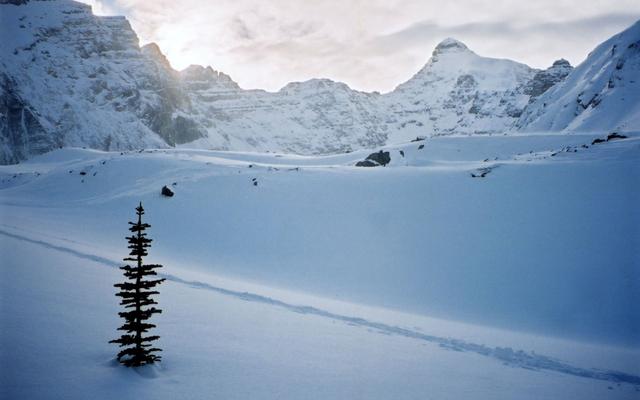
[0,72,57,164]
[4,0,636,164]
[0,0,203,163]
[523,59,573,101]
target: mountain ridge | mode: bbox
[518,20,640,132]
[1,0,637,164]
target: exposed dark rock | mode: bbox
[523,59,573,101]
[471,167,492,178]
[456,74,477,89]
[355,150,391,167]
[592,138,606,145]
[418,144,425,150]
[411,137,426,142]
[355,160,378,167]
[161,185,174,197]
[366,150,391,166]
[399,150,405,157]
[153,114,205,146]
[1,0,30,5]
[607,132,627,141]
[433,38,469,56]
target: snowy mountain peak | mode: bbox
[385,38,537,141]
[1,0,638,164]
[433,37,470,55]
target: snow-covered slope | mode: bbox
[1,132,638,345]
[518,21,640,132]
[1,132,639,399]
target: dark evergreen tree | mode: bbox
[110,202,165,367]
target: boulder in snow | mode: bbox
[161,185,174,197]
[356,151,391,167]
[355,160,377,167]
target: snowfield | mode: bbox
[1,132,639,399]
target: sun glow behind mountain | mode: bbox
[149,22,204,71]
[48,0,640,93]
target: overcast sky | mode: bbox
[82,0,639,93]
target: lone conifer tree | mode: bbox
[110,202,165,367]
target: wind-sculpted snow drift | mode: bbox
[6,0,638,164]
[1,133,638,346]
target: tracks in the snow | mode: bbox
[1,226,638,387]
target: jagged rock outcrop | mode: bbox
[523,59,573,101]
[179,64,240,91]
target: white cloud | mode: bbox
[79,0,639,92]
